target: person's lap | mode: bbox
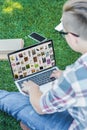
[0,90,73,130]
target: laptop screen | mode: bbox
[8,40,56,80]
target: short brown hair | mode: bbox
[62,0,87,40]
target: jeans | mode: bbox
[0,90,73,130]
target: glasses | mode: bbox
[59,31,79,38]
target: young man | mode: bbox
[0,0,87,130]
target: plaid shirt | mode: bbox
[40,53,87,130]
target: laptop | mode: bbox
[8,40,58,95]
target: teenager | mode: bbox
[0,0,87,130]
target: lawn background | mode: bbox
[0,0,80,130]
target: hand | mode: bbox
[22,80,43,114]
[50,70,63,79]
[22,80,39,95]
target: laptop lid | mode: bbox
[8,40,56,81]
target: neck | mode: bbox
[78,38,87,54]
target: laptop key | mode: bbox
[18,68,57,87]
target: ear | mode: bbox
[68,33,78,45]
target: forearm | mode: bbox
[22,81,44,114]
[29,89,44,114]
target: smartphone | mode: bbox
[28,32,46,42]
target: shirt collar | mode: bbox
[78,53,87,66]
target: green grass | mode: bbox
[0,0,80,129]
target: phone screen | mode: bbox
[29,32,46,42]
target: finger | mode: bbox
[52,70,57,73]
[50,70,58,76]
[27,80,33,84]
[50,73,55,78]
[22,81,29,88]
[27,80,38,86]
[21,87,29,95]
[23,81,28,84]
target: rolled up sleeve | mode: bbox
[40,70,76,114]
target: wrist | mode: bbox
[29,85,41,96]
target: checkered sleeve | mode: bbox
[40,68,76,113]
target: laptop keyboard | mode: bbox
[17,68,57,88]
